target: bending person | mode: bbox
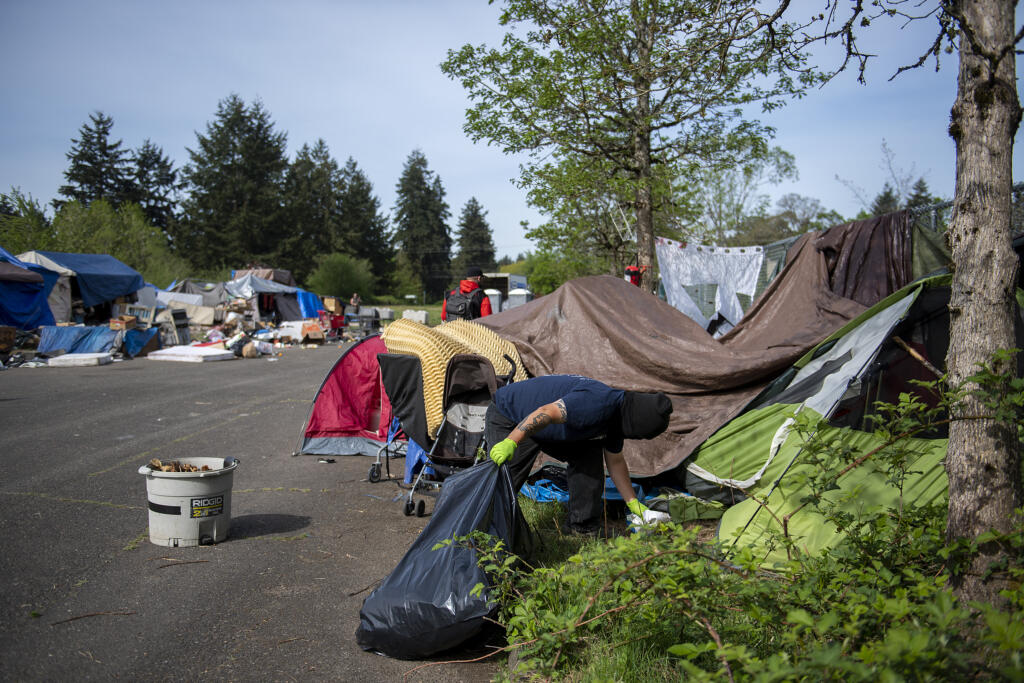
[485,374,672,535]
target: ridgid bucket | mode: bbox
[138,457,240,547]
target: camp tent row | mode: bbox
[300,208,1011,567]
[1,249,334,335]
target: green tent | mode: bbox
[682,276,954,567]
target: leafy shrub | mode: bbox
[465,360,1024,681]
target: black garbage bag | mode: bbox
[355,460,521,660]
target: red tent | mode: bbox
[296,335,397,457]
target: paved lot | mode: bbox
[0,344,498,681]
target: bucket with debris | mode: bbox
[138,457,240,547]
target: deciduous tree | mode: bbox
[442,0,815,292]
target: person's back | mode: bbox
[442,266,492,321]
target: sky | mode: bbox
[2,1,1021,260]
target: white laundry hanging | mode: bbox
[655,237,764,333]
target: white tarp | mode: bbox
[223,274,298,299]
[655,238,764,333]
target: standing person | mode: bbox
[349,292,362,309]
[442,266,492,321]
[485,374,673,535]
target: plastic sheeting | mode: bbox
[655,238,764,331]
[37,326,121,355]
[17,251,144,308]
[122,327,160,358]
[223,274,298,299]
[355,461,521,659]
[296,289,322,318]
[0,246,56,329]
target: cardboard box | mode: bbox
[0,326,15,352]
[109,315,137,331]
[301,321,325,343]
[323,297,342,314]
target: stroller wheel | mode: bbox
[403,500,415,516]
[368,463,381,483]
[415,499,426,517]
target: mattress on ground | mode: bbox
[147,346,236,363]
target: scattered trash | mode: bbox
[365,494,383,500]
[317,457,335,464]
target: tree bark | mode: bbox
[631,0,657,293]
[945,0,1023,606]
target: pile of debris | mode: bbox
[148,458,211,473]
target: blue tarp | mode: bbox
[31,251,144,308]
[296,289,323,318]
[0,246,57,329]
[38,326,120,355]
[123,327,160,358]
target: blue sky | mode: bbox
[2,1,1020,260]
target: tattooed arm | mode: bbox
[506,399,567,444]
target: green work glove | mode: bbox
[626,498,648,519]
[489,438,517,466]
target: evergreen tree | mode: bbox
[177,95,288,270]
[338,158,394,290]
[126,139,179,230]
[870,182,901,216]
[58,111,131,208]
[451,197,497,279]
[280,139,343,283]
[905,177,936,212]
[392,150,451,300]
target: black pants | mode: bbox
[484,403,605,527]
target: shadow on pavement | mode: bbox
[229,513,311,539]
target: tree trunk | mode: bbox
[631,0,657,293]
[945,0,1023,606]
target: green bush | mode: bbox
[306,252,376,301]
[462,360,1024,681]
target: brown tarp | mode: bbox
[479,213,922,477]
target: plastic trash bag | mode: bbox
[355,461,522,660]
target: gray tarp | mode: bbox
[480,213,928,477]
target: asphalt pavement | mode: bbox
[0,343,499,681]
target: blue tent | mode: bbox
[0,246,57,329]
[18,251,144,308]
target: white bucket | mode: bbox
[138,457,240,547]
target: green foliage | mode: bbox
[0,189,53,254]
[451,197,497,278]
[48,200,188,287]
[279,139,344,283]
[516,248,604,295]
[58,111,132,209]
[688,146,799,244]
[389,250,425,303]
[305,252,376,300]
[392,150,451,299]
[462,358,1024,681]
[177,94,289,270]
[338,158,394,290]
[442,0,820,286]
[124,139,179,230]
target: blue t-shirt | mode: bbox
[493,375,625,452]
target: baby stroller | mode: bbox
[378,351,515,516]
